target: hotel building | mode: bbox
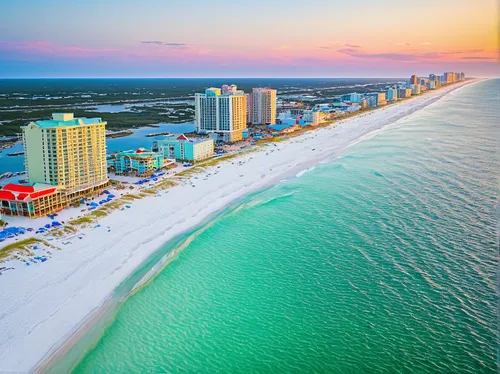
[108,148,173,177]
[340,92,363,103]
[302,110,322,126]
[411,84,421,95]
[365,92,387,108]
[152,134,214,162]
[250,88,277,125]
[410,75,419,85]
[245,93,253,123]
[398,88,413,98]
[195,85,247,142]
[386,87,398,101]
[0,113,108,218]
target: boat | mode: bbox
[7,151,24,156]
[146,132,173,137]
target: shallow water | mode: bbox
[74,80,499,373]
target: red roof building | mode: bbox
[0,183,60,218]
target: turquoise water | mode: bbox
[74,80,498,373]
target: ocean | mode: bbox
[68,80,498,373]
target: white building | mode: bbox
[195,85,247,143]
[250,88,277,125]
[411,84,421,95]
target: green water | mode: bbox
[74,80,499,373]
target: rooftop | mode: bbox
[0,183,57,202]
[159,134,213,144]
[114,148,161,158]
[30,113,105,129]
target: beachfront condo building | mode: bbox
[365,93,387,108]
[444,72,460,84]
[398,88,412,98]
[245,93,252,123]
[152,134,214,162]
[302,110,322,126]
[386,87,398,101]
[410,75,418,85]
[107,148,174,177]
[340,93,363,103]
[411,84,421,95]
[195,85,247,143]
[250,88,277,125]
[0,113,108,218]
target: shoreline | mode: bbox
[0,79,481,373]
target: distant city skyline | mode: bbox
[0,0,498,78]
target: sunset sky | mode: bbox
[0,0,498,78]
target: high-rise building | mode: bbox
[460,72,465,81]
[386,87,398,101]
[429,74,436,81]
[23,113,108,192]
[195,85,247,142]
[365,92,387,107]
[245,93,252,123]
[410,75,418,85]
[398,88,412,98]
[0,113,109,217]
[411,84,421,95]
[444,72,458,84]
[250,88,277,125]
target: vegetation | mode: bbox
[0,78,400,136]
[69,216,94,226]
[0,238,53,261]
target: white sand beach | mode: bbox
[0,80,478,372]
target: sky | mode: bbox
[0,0,498,78]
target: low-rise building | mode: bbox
[302,110,322,126]
[340,93,363,103]
[0,183,60,218]
[107,148,173,176]
[152,134,214,162]
[280,124,302,134]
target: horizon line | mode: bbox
[0,76,488,80]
